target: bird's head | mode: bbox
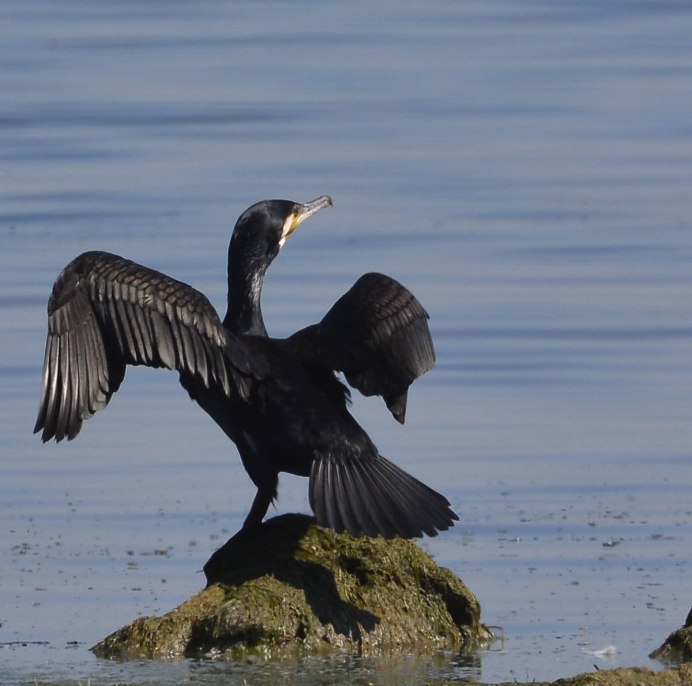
[230,195,333,270]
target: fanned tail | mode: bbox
[309,454,458,538]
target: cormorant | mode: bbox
[34,196,458,538]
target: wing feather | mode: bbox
[286,272,435,423]
[34,250,266,443]
[150,308,176,370]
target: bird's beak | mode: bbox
[281,195,333,244]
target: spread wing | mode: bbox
[285,272,435,423]
[34,250,267,442]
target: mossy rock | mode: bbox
[545,664,692,686]
[92,513,491,659]
[650,625,692,664]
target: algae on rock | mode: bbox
[92,514,491,659]
[650,617,692,665]
[544,664,692,686]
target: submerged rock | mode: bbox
[92,514,491,659]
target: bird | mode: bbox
[34,196,458,539]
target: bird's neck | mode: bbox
[223,255,268,337]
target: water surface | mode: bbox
[2,1,692,683]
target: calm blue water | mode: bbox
[2,1,692,684]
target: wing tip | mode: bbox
[385,392,408,424]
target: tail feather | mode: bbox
[376,457,455,533]
[309,454,458,539]
[322,461,343,533]
[354,459,423,537]
[347,460,402,537]
[372,459,432,530]
[332,460,378,536]
[330,461,361,536]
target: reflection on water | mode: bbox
[2,1,692,684]
[1,650,483,686]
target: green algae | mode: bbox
[92,514,491,659]
[543,664,692,686]
[650,624,692,665]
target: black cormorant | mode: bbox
[34,196,457,538]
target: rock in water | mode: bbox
[650,607,692,665]
[92,514,491,659]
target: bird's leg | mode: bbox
[241,475,278,531]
